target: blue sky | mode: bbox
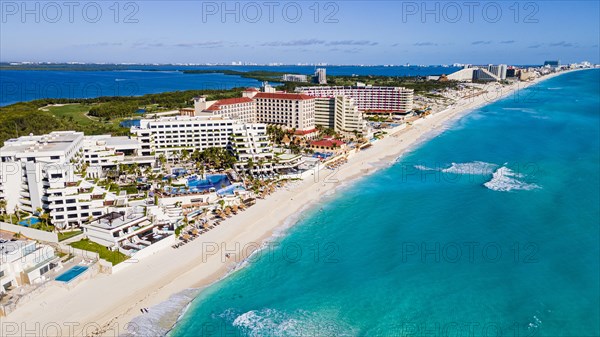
[1,1,598,64]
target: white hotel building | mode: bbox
[130,115,271,158]
[297,84,414,113]
[0,132,128,228]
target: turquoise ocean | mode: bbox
[165,69,599,337]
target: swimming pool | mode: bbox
[187,174,230,190]
[119,119,141,128]
[55,265,89,283]
[18,217,40,227]
[217,184,245,196]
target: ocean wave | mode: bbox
[442,161,498,175]
[501,107,537,114]
[483,166,540,192]
[414,161,497,175]
[227,308,356,337]
[124,289,198,337]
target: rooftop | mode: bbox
[0,131,83,157]
[205,97,254,111]
[294,128,318,135]
[254,93,314,100]
[310,139,345,148]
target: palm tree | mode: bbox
[158,154,167,169]
[40,212,51,231]
[14,205,21,221]
[246,158,254,175]
[180,149,190,163]
[0,199,7,218]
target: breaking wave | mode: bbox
[221,308,356,337]
[414,161,497,175]
[484,166,540,192]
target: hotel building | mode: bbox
[487,64,507,80]
[297,85,414,113]
[239,86,316,131]
[82,135,155,178]
[314,96,366,133]
[229,124,275,174]
[192,96,256,124]
[314,68,327,84]
[0,131,125,229]
[282,74,308,82]
[129,115,281,162]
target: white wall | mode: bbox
[0,222,58,243]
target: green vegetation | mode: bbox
[0,88,244,144]
[174,225,185,237]
[190,147,237,170]
[182,69,285,83]
[58,230,83,242]
[69,238,129,265]
[0,67,458,145]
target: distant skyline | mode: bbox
[1,1,599,65]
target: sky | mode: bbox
[1,0,599,65]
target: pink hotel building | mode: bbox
[295,85,414,113]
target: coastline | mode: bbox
[0,70,577,337]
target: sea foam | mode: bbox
[483,166,540,192]
[415,161,497,175]
[228,308,356,337]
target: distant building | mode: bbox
[506,68,518,78]
[447,65,505,82]
[544,60,560,67]
[313,68,327,84]
[474,68,499,82]
[487,64,507,80]
[282,74,308,82]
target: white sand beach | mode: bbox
[0,71,572,337]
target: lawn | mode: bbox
[69,238,129,265]
[58,230,83,242]
[44,104,96,126]
[43,103,129,133]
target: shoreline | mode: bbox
[0,70,578,337]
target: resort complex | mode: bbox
[0,62,595,323]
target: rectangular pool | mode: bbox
[55,265,88,283]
